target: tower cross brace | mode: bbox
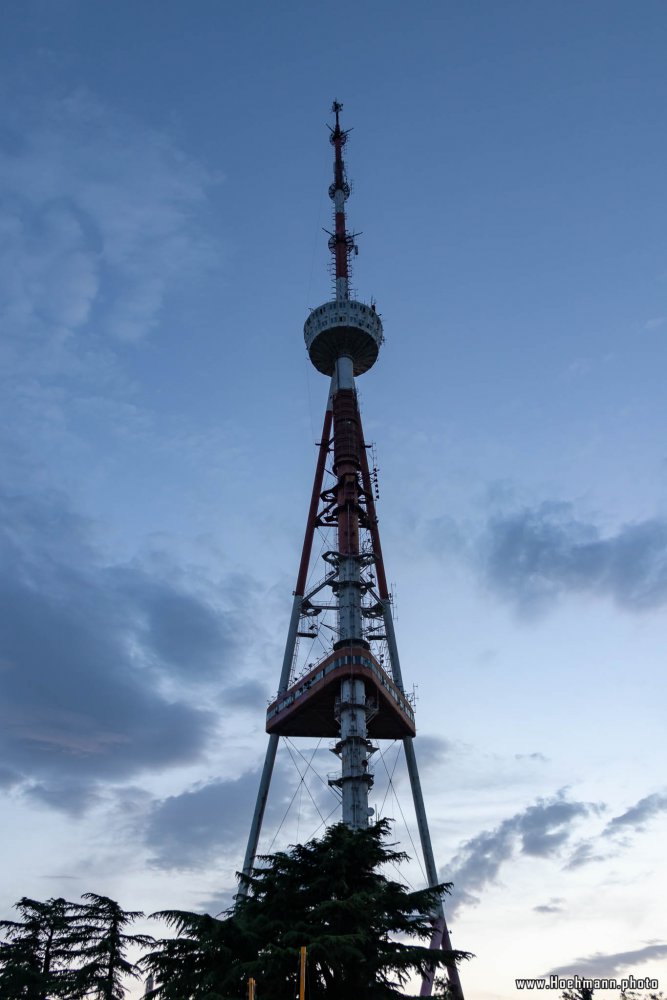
[240,102,463,1000]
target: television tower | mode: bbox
[241,102,463,999]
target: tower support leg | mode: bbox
[382,600,463,1000]
[239,403,333,897]
[239,732,280,894]
[238,593,302,895]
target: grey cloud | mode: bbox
[111,567,245,682]
[562,790,667,868]
[1,570,212,782]
[517,798,592,857]
[548,943,667,978]
[145,764,300,871]
[533,902,564,914]
[444,822,515,916]
[479,502,667,615]
[145,742,342,871]
[412,735,454,771]
[563,841,608,870]
[444,793,595,916]
[515,752,548,763]
[604,792,667,835]
[222,680,271,709]
[143,589,229,676]
[0,490,253,806]
[24,780,103,817]
[146,775,257,871]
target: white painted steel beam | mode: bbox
[238,593,302,894]
[382,597,463,999]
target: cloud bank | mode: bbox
[0,489,254,813]
[444,792,598,916]
[145,743,340,871]
[478,502,667,615]
[564,789,667,870]
[604,792,667,835]
[549,943,667,978]
[0,86,223,502]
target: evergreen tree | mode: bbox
[0,896,74,1000]
[143,910,238,1000]
[143,820,470,1000]
[67,893,153,1000]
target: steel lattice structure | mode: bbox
[240,102,463,1000]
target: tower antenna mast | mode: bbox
[328,98,355,302]
[240,103,465,1000]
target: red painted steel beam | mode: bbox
[295,407,333,596]
[331,102,349,284]
[332,388,361,558]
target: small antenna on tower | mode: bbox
[371,443,380,500]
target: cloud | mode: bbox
[222,680,272,709]
[0,86,223,497]
[145,772,266,871]
[0,489,255,806]
[145,758,322,871]
[411,735,454,771]
[479,502,667,615]
[443,792,596,916]
[644,317,666,331]
[145,738,346,871]
[563,841,608,871]
[533,898,564,914]
[0,88,218,348]
[562,790,667,869]
[24,779,104,817]
[604,792,667,835]
[548,943,667,978]
[111,566,247,683]
[517,797,591,857]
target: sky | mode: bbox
[1,2,666,998]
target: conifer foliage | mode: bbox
[68,893,154,999]
[0,821,470,999]
[0,894,151,999]
[0,897,73,999]
[143,820,470,1000]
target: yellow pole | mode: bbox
[248,977,255,1000]
[299,946,307,1000]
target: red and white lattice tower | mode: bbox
[241,102,463,999]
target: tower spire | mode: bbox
[328,99,353,301]
[240,103,465,1000]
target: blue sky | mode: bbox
[1,3,666,998]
